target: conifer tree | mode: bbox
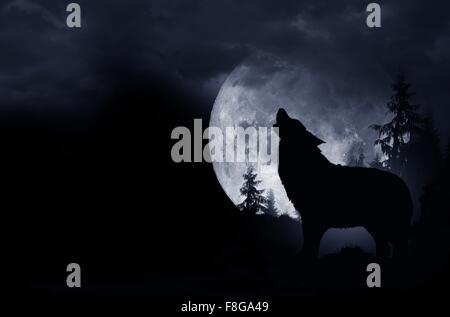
[237,165,267,214]
[265,189,278,216]
[371,72,423,175]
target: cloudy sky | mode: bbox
[1,0,449,145]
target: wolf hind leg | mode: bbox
[391,235,409,259]
[376,239,391,259]
[369,229,390,259]
[301,226,323,260]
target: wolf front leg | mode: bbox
[301,225,324,259]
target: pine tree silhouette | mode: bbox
[344,151,358,167]
[237,165,267,214]
[265,189,278,216]
[405,115,442,185]
[344,142,365,167]
[370,72,424,175]
[356,146,365,167]
[369,153,384,170]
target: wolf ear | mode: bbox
[306,130,325,146]
[313,135,325,146]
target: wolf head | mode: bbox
[274,108,325,147]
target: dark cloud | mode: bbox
[0,0,449,142]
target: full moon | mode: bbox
[209,65,298,219]
[209,56,387,223]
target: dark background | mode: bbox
[1,0,447,312]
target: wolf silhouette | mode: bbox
[274,108,412,259]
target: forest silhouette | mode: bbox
[233,73,449,288]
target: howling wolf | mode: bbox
[274,108,412,258]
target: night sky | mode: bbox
[3,0,448,302]
[1,0,449,146]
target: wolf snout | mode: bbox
[274,107,289,127]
